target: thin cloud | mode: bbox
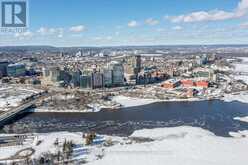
[15,31,33,39]
[145,18,159,26]
[37,27,63,36]
[128,20,139,27]
[167,0,248,23]
[172,26,183,30]
[69,25,86,32]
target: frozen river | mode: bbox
[2,100,248,137]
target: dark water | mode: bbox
[3,100,248,137]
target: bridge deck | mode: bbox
[0,93,48,127]
[0,101,35,125]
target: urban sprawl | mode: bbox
[0,46,247,113]
[0,46,248,164]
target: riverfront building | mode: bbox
[161,79,181,89]
[71,70,82,87]
[0,61,9,77]
[7,63,26,77]
[103,61,125,87]
[92,72,104,89]
[192,68,215,81]
[110,61,125,86]
[80,75,92,89]
[124,55,142,76]
[103,68,113,87]
[42,66,61,86]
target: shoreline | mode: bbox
[1,91,246,114]
[28,96,218,113]
[10,92,247,113]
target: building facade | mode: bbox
[7,63,26,77]
[0,61,9,77]
[110,61,124,86]
[80,75,92,89]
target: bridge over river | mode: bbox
[0,93,48,127]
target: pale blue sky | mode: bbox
[0,0,248,46]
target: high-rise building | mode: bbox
[0,61,9,77]
[50,67,61,82]
[71,70,82,87]
[92,72,103,89]
[80,75,92,89]
[59,69,72,84]
[134,55,142,73]
[103,68,113,87]
[109,61,124,86]
[125,55,142,75]
[42,66,61,86]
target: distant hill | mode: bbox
[0,45,58,52]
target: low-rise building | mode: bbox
[180,79,194,87]
[161,79,181,89]
[195,80,209,88]
[7,63,26,77]
[193,68,215,81]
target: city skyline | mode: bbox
[0,0,248,46]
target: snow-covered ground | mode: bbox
[112,95,212,108]
[222,91,248,104]
[33,107,101,113]
[232,57,248,84]
[112,96,161,108]
[0,86,43,111]
[220,57,248,104]
[1,126,248,165]
[89,127,248,165]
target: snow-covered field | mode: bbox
[1,126,248,165]
[90,127,248,165]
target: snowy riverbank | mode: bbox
[33,92,248,113]
[111,91,248,110]
[0,126,248,164]
[33,107,101,113]
[222,91,248,104]
[111,95,209,108]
